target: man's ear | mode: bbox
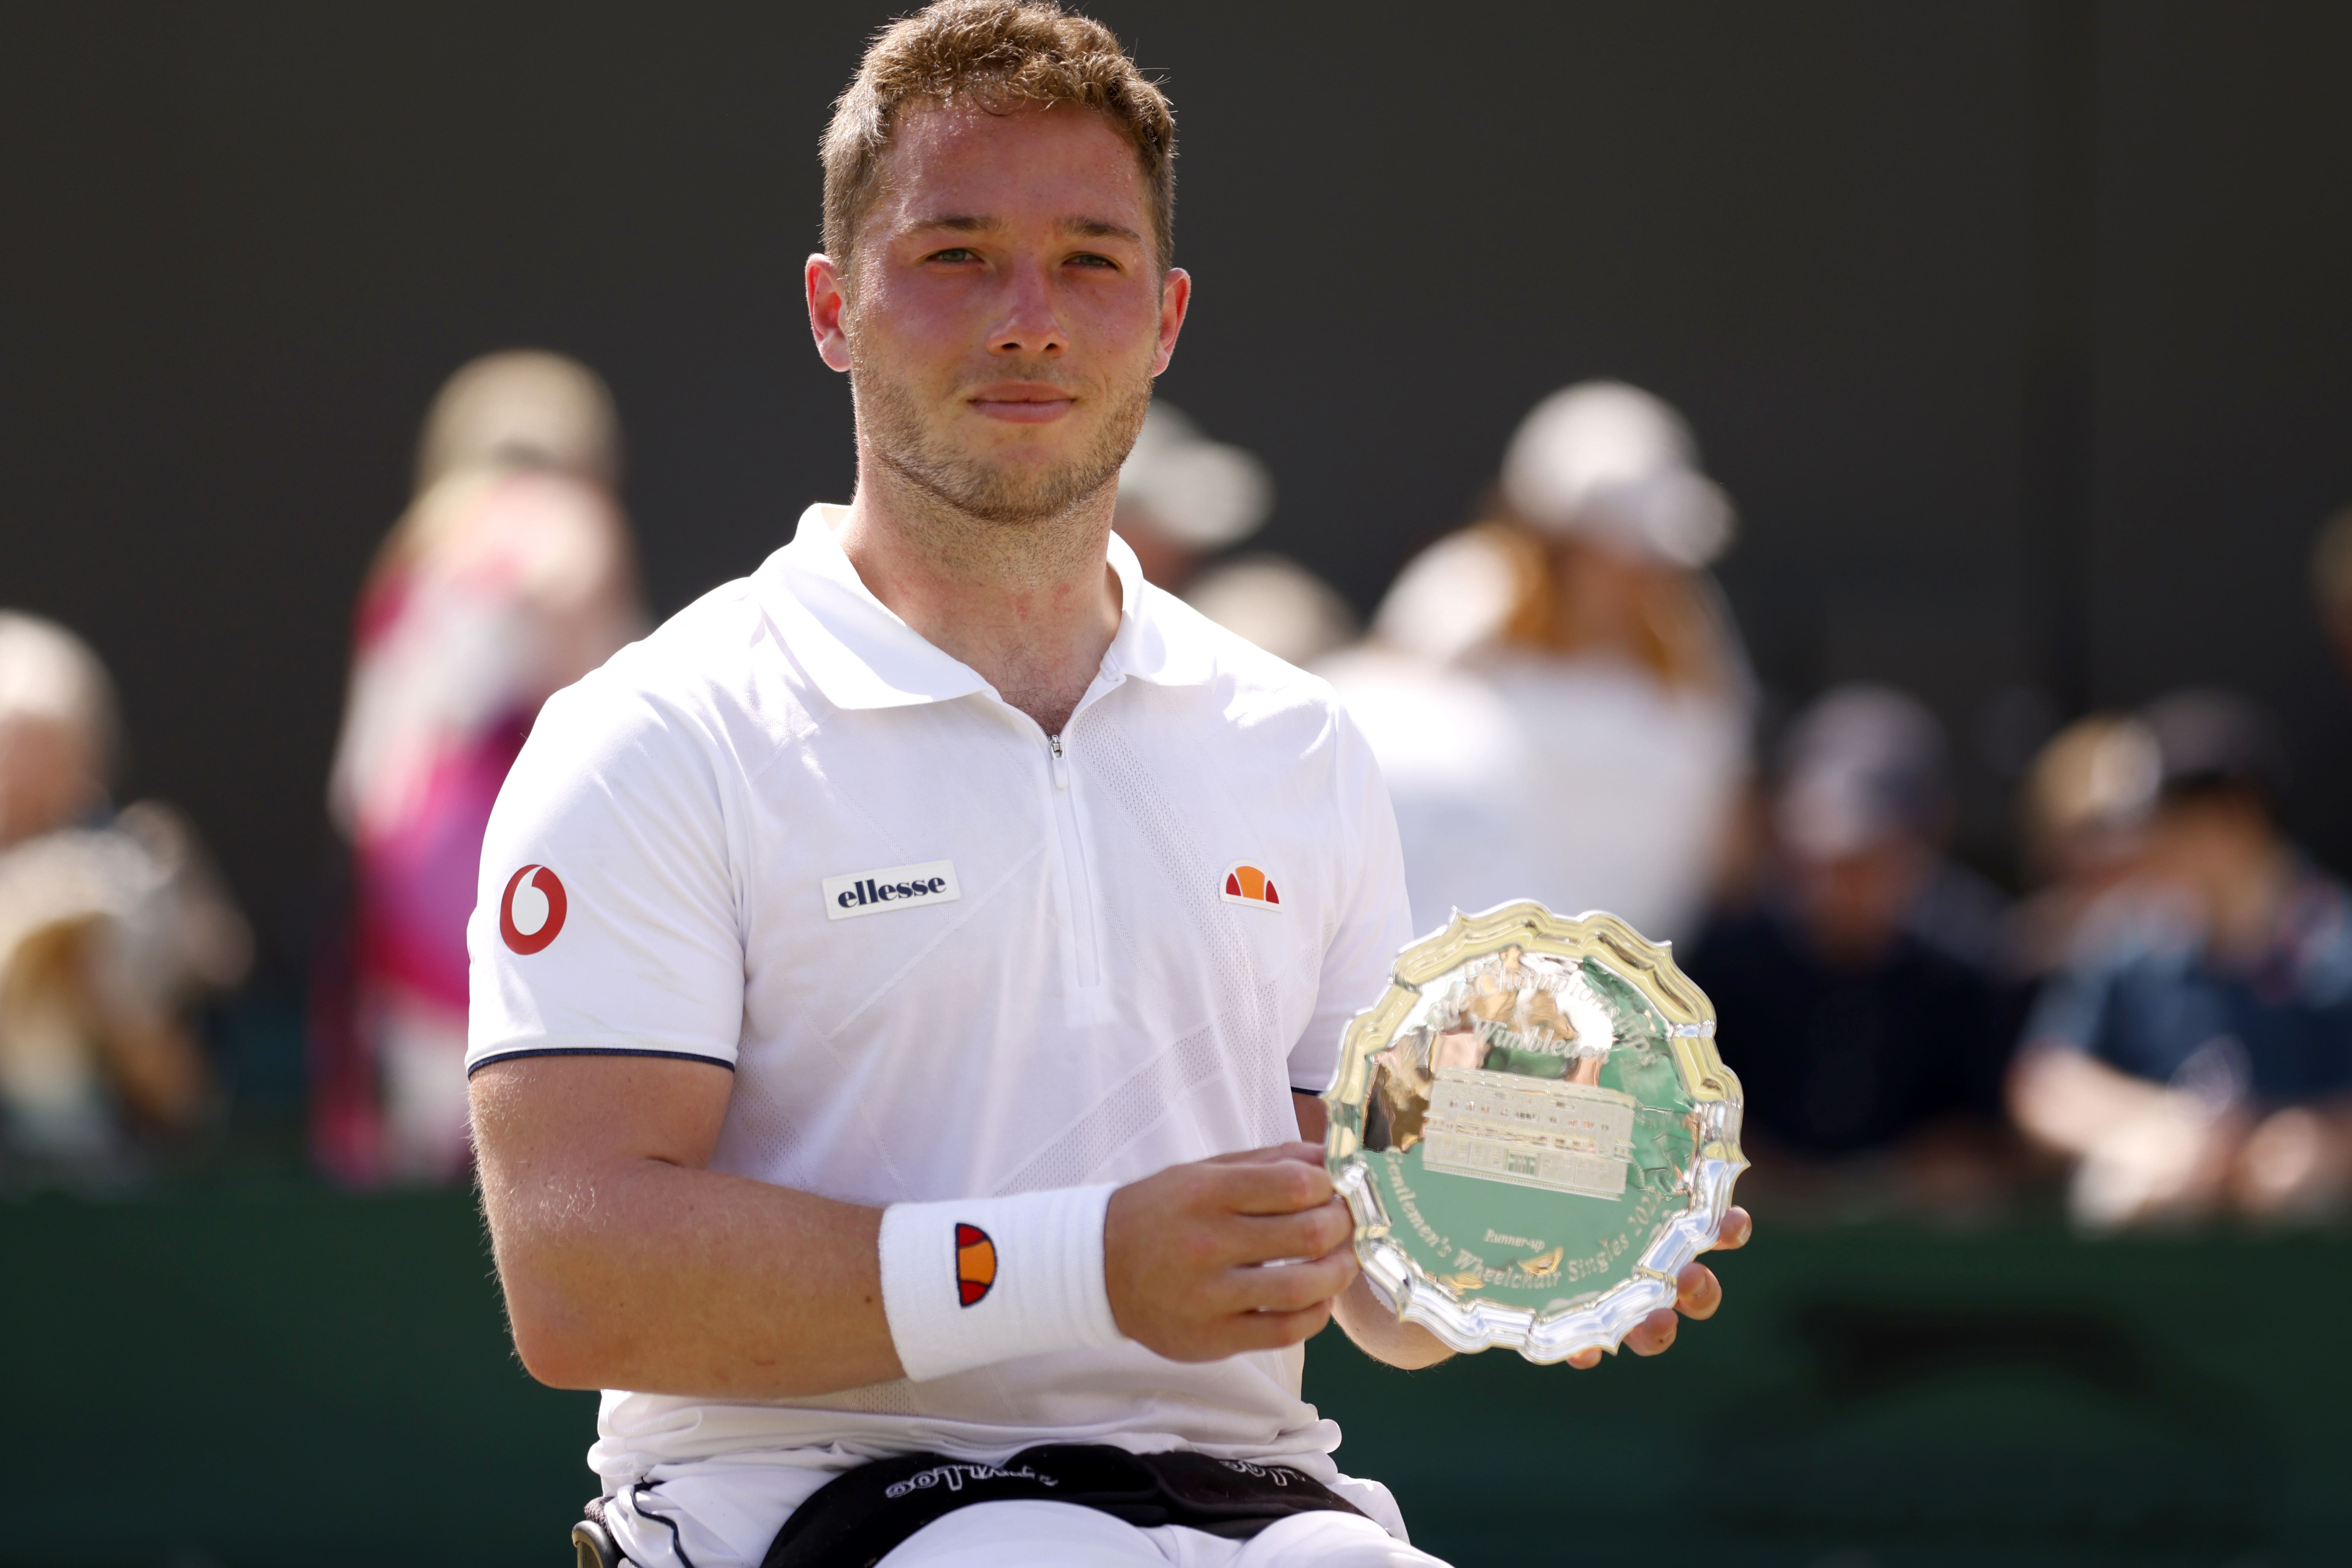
[1151,266,1192,378]
[807,254,855,373]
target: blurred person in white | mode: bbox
[1683,686,2012,1173]
[1115,402,1358,668]
[322,350,644,1183]
[2010,691,2352,1228]
[1321,380,1749,943]
[2003,713,2160,982]
[0,613,249,1166]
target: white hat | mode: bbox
[1116,403,1274,551]
[1500,380,1734,568]
[1775,684,1946,857]
[0,612,115,745]
[415,350,621,493]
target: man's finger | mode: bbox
[1707,1207,1752,1252]
[1231,1199,1353,1265]
[1566,1348,1603,1371]
[1210,1245,1356,1314]
[1210,1157,1336,1216]
[1218,1301,1336,1354]
[1674,1262,1722,1321]
[1234,1248,1359,1314]
[1625,1307,1678,1356]
[1203,1142,1327,1170]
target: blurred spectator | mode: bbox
[318,351,643,1184]
[0,613,249,1169]
[1686,685,2013,1167]
[1323,379,1750,942]
[1182,556,1359,671]
[1117,403,1358,667]
[2315,505,2352,686]
[2003,713,2161,980]
[1114,403,1270,592]
[2010,690,2352,1228]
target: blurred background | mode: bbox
[6,1,2352,1564]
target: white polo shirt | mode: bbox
[468,504,1412,1502]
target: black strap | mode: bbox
[760,1445,1366,1568]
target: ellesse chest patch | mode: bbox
[823,859,961,921]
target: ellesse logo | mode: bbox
[822,859,960,921]
[499,864,568,955]
[955,1223,997,1307]
[1222,863,1280,908]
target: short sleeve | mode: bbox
[1288,707,1414,1094]
[466,672,745,1074]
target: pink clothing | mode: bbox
[318,467,639,1183]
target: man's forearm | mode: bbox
[1330,1270,1454,1369]
[473,1057,905,1399]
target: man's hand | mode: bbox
[1104,1143,1359,1362]
[1561,1206,1753,1370]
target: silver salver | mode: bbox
[1322,901,1746,1362]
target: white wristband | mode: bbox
[877,1183,1124,1382]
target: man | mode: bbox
[469,6,1746,1565]
[1686,685,2014,1169]
[0,612,248,1164]
[2010,690,2352,1228]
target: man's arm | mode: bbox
[1292,1092,1749,1373]
[474,1055,1363,1398]
[473,1054,900,1396]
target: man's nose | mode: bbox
[987,264,1066,357]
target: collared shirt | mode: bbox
[467,504,1412,1499]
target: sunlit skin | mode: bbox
[472,98,1744,1403]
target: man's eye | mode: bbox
[926,247,979,264]
[1067,253,1118,269]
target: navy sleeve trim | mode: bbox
[466,1047,738,1078]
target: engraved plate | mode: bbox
[1323,901,1746,1362]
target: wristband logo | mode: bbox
[1221,862,1280,908]
[499,864,568,955]
[954,1223,997,1307]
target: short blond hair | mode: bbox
[821,0,1176,282]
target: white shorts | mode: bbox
[603,1467,1441,1568]
[877,1499,1453,1567]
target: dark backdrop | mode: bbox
[7,1,2351,972]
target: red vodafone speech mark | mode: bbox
[499,864,568,955]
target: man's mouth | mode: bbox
[966,381,1076,424]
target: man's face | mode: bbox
[813,101,1187,525]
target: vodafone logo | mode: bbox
[499,864,568,955]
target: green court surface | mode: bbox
[5,1184,2345,1566]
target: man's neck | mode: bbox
[835,458,1123,738]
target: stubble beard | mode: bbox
[852,351,1152,534]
